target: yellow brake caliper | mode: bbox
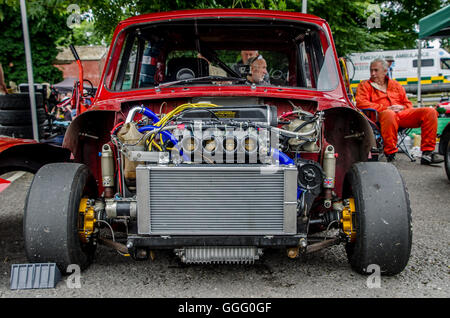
[341,198,356,242]
[79,198,96,243]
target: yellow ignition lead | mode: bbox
[149,103,220,146]
[152,140,162,151]
[155,102,220,127]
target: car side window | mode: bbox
[112,33,139,91]
[122,40,138,90]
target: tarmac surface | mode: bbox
[0,154,449,298]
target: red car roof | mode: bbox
[119,8,325,26]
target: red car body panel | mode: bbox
[0,136,70,176]
[0,136,37,153]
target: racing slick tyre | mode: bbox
[24,163,98,273]
[0,93,44,110]
[344,162,412,276]
[0,108,47,126]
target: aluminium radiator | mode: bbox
[136,165,297,235]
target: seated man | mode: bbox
[246,56,270,85]
[233,50,270,82]
[356,58,442,164]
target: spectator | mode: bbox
[47,86,59,114]
[385,55,395,78]
[57,93,73,121]
[0,63,7,94]
[356,58,443,164]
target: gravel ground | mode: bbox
[0,154,449,298]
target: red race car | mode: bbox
[1,9,411,275]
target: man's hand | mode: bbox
[388,105,404,113]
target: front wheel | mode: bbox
[344,162,412,276]
[24,163,98,272]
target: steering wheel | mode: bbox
[82,79,95,97]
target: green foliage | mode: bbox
[0,1,73,85]
[370,0,446,50]
[56,19,105,47]
[305,0,392,56]
[442,39,450,52]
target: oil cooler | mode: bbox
[136,165,298,235]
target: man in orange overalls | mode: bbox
[356,58,443,164]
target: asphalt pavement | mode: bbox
[0,153,449,298]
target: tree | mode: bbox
[371,0,447,51]
[442,39,450,52]
[56,19,106,47]
[0,1,74,85]
[305,0,391,56]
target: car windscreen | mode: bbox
[441,58,450,70]
[108,18,339,91]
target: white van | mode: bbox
[347,48,450,92]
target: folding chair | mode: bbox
[361,108,416,162]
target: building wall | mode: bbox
[54,58,106,88]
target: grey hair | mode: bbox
[371,58,389,71]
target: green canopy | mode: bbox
[419,5,450,39]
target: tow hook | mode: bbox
[287,238,307,259]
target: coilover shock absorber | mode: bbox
[322,145,336,208]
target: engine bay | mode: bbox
[86,100,352,256]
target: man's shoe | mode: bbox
[386,153,396,162]
[421,151,444,165]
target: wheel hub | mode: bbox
[78,198,96,243]
[341,198,356,242]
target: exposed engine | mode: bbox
[109,103,324,180]
[96,102,341,263]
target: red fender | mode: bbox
[0,136,71,175]
[0,136,38,152]
[0,137,38,192]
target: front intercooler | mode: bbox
[136,165,298,235]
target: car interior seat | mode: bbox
[166,57,209,82]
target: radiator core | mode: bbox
[136,165,297,235]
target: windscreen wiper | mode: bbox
[155,75,247,90]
